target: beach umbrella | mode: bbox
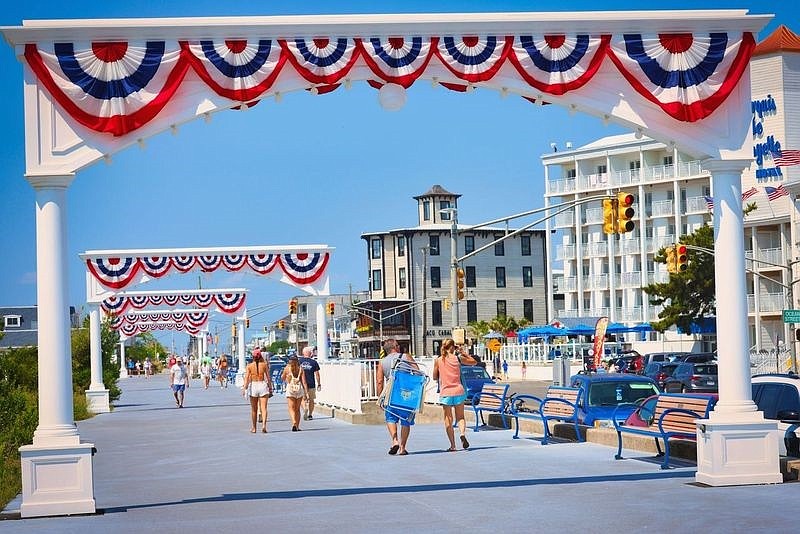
[483,330,504,339]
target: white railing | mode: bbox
[679,160,706,177]
[750,349,793,375]
[651,199,674,217]
[584,207,604,224]
[613,168,642,187]
[551,160,704,194]
[747,293,786,313]
[617,307,643,322]
[647,234,675,253]
[754,247,783,267]
[557,276,577,292]
[549,178,576,194]
[686,196,708,213]
[644,163,676,182]
[619,238,640,255]
[556,244,576,260]
[620,271,642,288]
[587,241,607,257]
[647,270,669,284]
[554,212,574,228]
[581,173,610,190]
[558,309,580,318]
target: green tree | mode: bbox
[643,224,716,333]
[268,339,291,354]
[72,316,123,400]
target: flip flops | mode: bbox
[398,450,408,456]
[388,444,400,455]
[460,435,470,449]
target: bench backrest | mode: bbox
[475,383,509,410]
[649,394,714,434]
[542,386,580,417]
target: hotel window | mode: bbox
[371,238,382,259]
[523,299,534,321]
[521,235,531,256]
[467,300,477,323]
[522,266,533,287]
[423,200,431,221]
[371,270,382,291]
[439,200,451,220]
[430,266,441,288]
[397,235,405,257]
[494,235,505,256]
[399,267,406,289]
[464,235,475,255]
[496,300,507,317]
[429,235,440,256]
[465,266,476,287]
[567,168,577,178]
[496,267,506,288]
[432,301,442,326]
[4,315,21,328]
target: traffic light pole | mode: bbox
[449,209,459,329]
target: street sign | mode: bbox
[783,309,800,323]
[487,339,501,352]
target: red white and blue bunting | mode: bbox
[24,31,755,135]
[86,250,329,290]
[110,310,209,329]
[608,32,755,122]
[119,322,200,338]
[101,290,246,314]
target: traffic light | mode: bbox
[278,320,285,329]
[675,243,688,272]
[616,192,635,233]
[456,267,465,300]
[665,245,676,273]
[245,318,250,329]
[443,298,451,311]
[289,298,298,314]
[327,302,335,315]
[263,325,268,333]
[602,198,618,235]
[231,323,237,338]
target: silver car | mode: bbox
[663,362,718,393]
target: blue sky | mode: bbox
[1,1,796,347]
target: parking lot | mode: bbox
[2,373,797,533]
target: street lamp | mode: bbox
[440,207,459,330]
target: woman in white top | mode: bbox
[242,349,273,433]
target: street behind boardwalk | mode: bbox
[2,373,796,534]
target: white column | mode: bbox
[316,299,328,361]
[119,340,127,378]
[236,318,246,386]
[20,174,95,517]
[695,160,781,486]
[85,304,109,413]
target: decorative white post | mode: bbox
[85,304,110,413]
[316,299,328,361]
[119,340,127,378]
[695,160,781,486]
[236,317,246,386]
[19,174,95,518]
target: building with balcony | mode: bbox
[543,25,800,352]
[361,185,548,357]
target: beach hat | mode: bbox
[288,354,298,361]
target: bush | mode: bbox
[0,382,37,508]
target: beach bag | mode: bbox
[286,369,304,398]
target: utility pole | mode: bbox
[421,246,429,356]
[440,207,459,329]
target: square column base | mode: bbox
[695,415,783,486]
[19,442,96,518]
[85,389,110,414]
[119,368,128,379]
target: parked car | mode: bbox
[569,373,660,426]
[624,393,718,428]
[675,352,716,363]
[644,361,680,390]
[612,351,644,374]
[461,365,495,402]
[752,373,800,456]
[643,352,691,366]
[663,362,718,393]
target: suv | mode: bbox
[643,352,691,366]
[644,361,679,390]
[751,373,800,456]
[569,373,660,426]
[663,362,718,393]
[676,352,716,363]
[460,365,495,401]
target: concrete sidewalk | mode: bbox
[2,374,795,533]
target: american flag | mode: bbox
[741,186,758,201]
[773,149,800,167]
[703,195,714,211]
[766,184,789,201]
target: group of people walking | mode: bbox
[241,346,320,433]
[375,337,477,455]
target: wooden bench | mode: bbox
[538,386,583,444]
[612,393,715,469]
[471,383,510,432]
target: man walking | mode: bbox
[375,339,418,456]
[170,357,189,408]
[299,346,321,420]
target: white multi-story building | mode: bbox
[543,25,800,353]
[361,185,548,357]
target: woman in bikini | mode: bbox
[242,349,273,433]
[281,354,307,432]
[433,338,478,451]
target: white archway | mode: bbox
[1,10,778,517]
